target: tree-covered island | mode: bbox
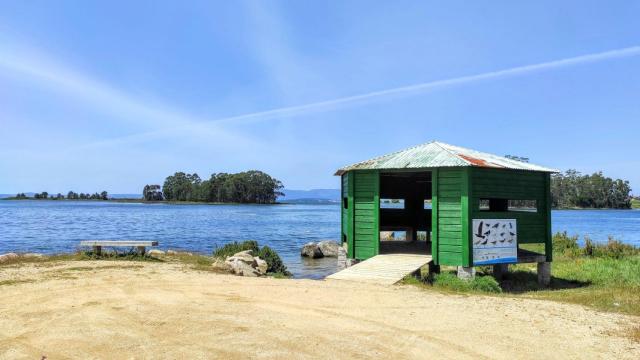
[144,170,284,204]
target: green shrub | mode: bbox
[212,240,259,259]
[432,272,502,293]
[554,231,639,259]
[553,231,581,256]
[584,235,595,256]
[213,240,290,276]
[469,275,502,293]
[432,272,471,292]
[591,237,640,259]
[257,246,291,276]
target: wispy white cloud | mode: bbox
[2,43,639,151]
[0,42,255,150]
[50,45,640,150]
[208,45,640,125]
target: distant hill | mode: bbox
[278,189,340,201]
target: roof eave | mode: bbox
[334,164,559,176]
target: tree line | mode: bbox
[14,191,109,200]
[551,170,632,209]
[144,170,284,204]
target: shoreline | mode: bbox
[1,197,636,209]
[0,198,289,206]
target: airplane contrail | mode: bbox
[209,45,640,125]
[90,45,640,148]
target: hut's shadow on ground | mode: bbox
[497,269,591,294]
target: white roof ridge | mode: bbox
[431,141,472,166]
[338,140,437,170]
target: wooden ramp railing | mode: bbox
[326,254,432,285]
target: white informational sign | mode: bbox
[472,219,517,265]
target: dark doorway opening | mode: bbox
[379,171,432,255]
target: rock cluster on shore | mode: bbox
[0,252,45,264]
[0,253,19,263]
[212,250,268,277]
[300,240,343,259]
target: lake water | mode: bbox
[1,200,638,278]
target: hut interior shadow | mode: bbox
[379,171,432,255]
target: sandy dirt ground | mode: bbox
[0,261,638,359]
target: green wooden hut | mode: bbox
[336,141,557,279]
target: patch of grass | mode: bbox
[404,236,640,316]
[66,265,144,271]
[0,250,167,270]
[0,279,34,286]
[172,253,216,272]
[0,253,86,267]
[515,254,640,315]
[630,326,640,343]
[430,272,502,293]
[269,272,290,279]
[631,198,640,209]
[82,250,165,262]
[66,266,94,271]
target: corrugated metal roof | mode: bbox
[335,141,558,175]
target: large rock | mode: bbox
[301,242,323,258]
[147,249,165,257]
[231,250,255,263]
[318,240,341,257]
[255,257,268,274]
[22,253,44,259]
[224,250,268,277]
[211,258,232,273]
[0,253,19,264]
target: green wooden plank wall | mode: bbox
[353,171,379,259]
[469,168,549,245]
[436,168,464,266]
[341,174,349,255]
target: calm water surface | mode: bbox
[0,201,638,278]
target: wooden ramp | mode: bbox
[326,254,432,285]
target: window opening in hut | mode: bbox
[380,198,405,209]
[479,198,538,213]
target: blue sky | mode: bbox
[1,1,639,194]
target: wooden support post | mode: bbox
[537,262,551,287]
[412,268,422,280]
[457,266,476,280]
[406,228,415,242]
[493,264,509,280]
[93,246,102,256]
[137,246,146,256]
[428,262,440,275]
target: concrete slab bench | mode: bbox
[79,241,159,256]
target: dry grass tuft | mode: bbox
[630,326,640,343]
